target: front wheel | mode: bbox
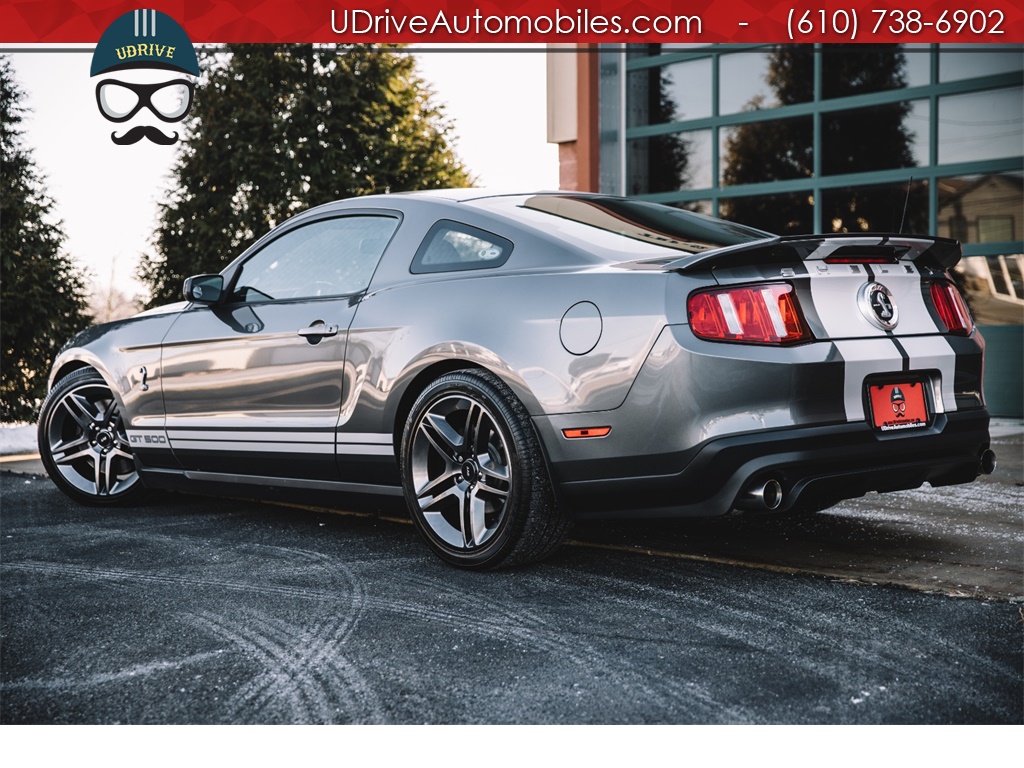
[400,370,569,569]
[38,368,145,506]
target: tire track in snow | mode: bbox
[187,558,384,724]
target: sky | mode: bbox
[6,45,559,300]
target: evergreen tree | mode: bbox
[1,57,90,422]
[721,45,922,234]
[140,44,472,305]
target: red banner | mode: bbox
[1,0,1023,43]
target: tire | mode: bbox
[37,368,146,506]
[400,369,570,569]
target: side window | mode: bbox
[410,220,513,274]
[231,215,399,303]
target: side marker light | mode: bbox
[562,427,612,439]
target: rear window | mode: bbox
[411,220,513,274]
[520,195,773,254]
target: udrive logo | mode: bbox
[90,9,200,145]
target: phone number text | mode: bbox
[787,8,1006,40]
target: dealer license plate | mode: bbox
[867,381,930,432]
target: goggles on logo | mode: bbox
[95,78,195,123]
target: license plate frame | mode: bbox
[866,379,931,433]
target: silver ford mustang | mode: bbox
[39,190,995,568]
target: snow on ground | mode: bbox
[990,419,1023,440]
[0,424,38,456]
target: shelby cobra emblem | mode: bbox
[858,281,899,330]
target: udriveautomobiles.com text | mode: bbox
[330,8,703,36]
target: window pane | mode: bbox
[902,44,932,88]
[719,190,814,234]
[411,221,513,274]
[629,44,708,58]
[599,49,623,195]
[957,254,1024,325]
[519,195,770,252]
[978,216,1014,242]
[719,50,784,114]
[718,45,929,115]
[627,58,712,127]
[821,180,929,235]
[628,129,711,194]
[939,44,1024,82]
[720,116,813,185]
[667,200,712,216]
[234,216,398,302]
[822,45,923,98]
[421,230,503,266]
[821,100,929,176]
[938,87,1024,164]
[938,172,1024,245]
[1005,255,1024,297]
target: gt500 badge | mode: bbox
[858,282,899,331]
[127,430,170,447]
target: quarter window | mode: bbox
[411,220,513,273]
[231,215,399,303]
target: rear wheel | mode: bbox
[400,370,569,569]
[38,368,145,506]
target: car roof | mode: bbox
[300,190,774,264]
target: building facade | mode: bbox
[548,44,1023,416]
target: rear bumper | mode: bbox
[555,409,991,519]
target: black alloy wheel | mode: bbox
[38,368,145,505]
[400,369,569,569]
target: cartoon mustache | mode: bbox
[110,126,179,145]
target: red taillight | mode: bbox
[688,284,812,344]
[929,281,973,336]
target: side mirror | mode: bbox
[183,274,224,305]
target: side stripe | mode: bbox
[335,444,394,456]
[147,428,395,455]
[167,429,334,443]
[337,432,392,445]
[171,439,333,455]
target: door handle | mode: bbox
[297,323,340,338]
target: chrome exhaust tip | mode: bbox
[746,479,783,511]
[980,449,997,475]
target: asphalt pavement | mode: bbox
[1,470,1021,724]
[5,420,1020,599]
[571,419,1023,601]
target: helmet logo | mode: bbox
[890,386,907,415]
[858,282,899,331]
[90,9,199,146]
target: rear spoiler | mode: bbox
[662,233,962,273]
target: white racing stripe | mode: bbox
[171,439,333,455]
[869,262,939,335]
[808,260,940,339]
[337,432,392,445]
[897,335,959,413]
[140,428,395,456]
[832,335,959,422]
[167,430,334,443]
[798,241,957,422]
[336,431,394,456]
[335,444,394,456]
[833,339,906,421]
